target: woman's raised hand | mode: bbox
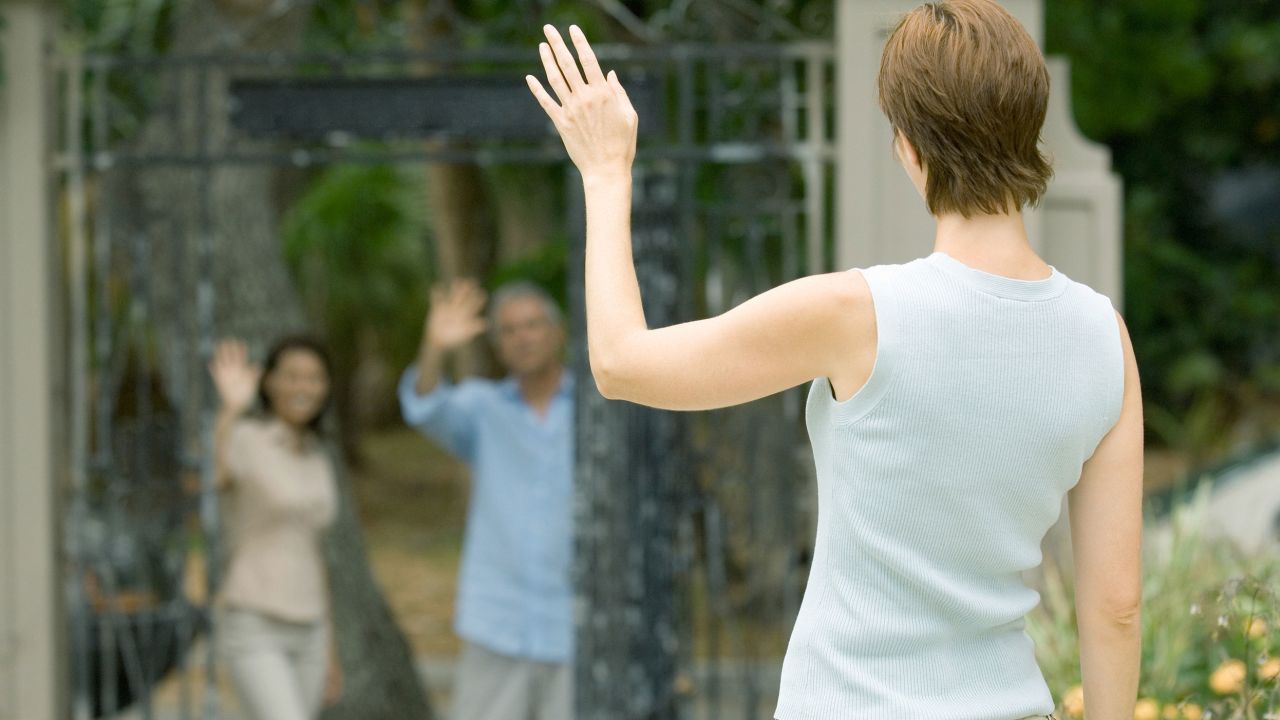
[209,338,261,414]
[526,24,638,182]
[426,279,488,351]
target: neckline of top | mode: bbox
[925,251,1069,301]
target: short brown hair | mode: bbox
[877,0,1052,217]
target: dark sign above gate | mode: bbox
[229,75,664,140]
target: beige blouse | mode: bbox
[217,416,337,623]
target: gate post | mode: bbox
[0,1,65,719]
[570,163,687,720]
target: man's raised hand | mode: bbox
[426,279,488,351]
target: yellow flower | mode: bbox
[1181,703,1202,720]
[1246,617,1268,639]
[1259,657,1280,682]
[1062,684,1085,718]
[1209,658,1246,694]
[1134,697,1160,720]
[1161,704,1180,720]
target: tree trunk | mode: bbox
[107,1,434,716]
[491,164,557,265]
[406,0,501,378]
[569,166,689,719]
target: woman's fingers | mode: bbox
[526,74,564,125]
[538,43,572,106]
[607,70,627,101]
[607,70,637,119]
[568,25,606,84]
[542,25,585,92]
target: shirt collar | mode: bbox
[264,414,321,452]
[502,369,576,402]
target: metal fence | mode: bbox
[56,38,836,720]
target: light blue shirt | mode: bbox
[398,364,575,662]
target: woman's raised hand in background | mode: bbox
[209,338,261,414]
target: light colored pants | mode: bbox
[451,641,573,720]
[218,607,328,720]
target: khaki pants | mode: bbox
[218,607,328,720]
[450,641,573,720]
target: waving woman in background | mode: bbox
[209,336,342,720]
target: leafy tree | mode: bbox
[1047,0,1280,467]
[282,163,432,457]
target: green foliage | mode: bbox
[281,163,431,368]
[1028,481,1280,715]
[300,0,835,53]
[1046,1,1280,461]
[63,0,178,149]
[72,0,174,54]
[487,237,570,314]
[302,0,407,54]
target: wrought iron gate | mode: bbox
[57,35,836,720]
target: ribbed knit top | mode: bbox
[774,251,1124,720]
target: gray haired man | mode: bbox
[399,279,575,720]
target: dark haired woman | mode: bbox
[527,2,1141,718]
[209,336,342,720]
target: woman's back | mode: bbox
[775,251,1124,720]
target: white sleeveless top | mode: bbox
[774,251,1124,720]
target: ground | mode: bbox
[352,426,470,657]
[156,426,1194,717]
[350,425,1195,659]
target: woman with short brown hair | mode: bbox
[527,2,1141,717]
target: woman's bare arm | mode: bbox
[527,25,872,411]
[208,339,260,489]
[1067,309,1144,720]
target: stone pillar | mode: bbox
[0,2,65,719]
[570,164,688,720]
[1038,57,1124,306]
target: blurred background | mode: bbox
[0,0,1276,719]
